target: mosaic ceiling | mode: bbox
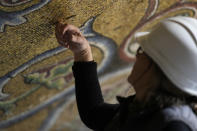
[0,0,197,130]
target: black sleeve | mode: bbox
[72,61,120,130]
[163,121,192,131]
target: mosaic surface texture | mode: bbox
[1,0,197,130]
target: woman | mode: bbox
[55,16,197,131]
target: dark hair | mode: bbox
[146,64,197,115]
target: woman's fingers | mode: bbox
[56,23,88,52]
[63,25,81,35]
[63,30,83,45]
[56,23,72,47]
[55,24,64,44]
[56,23,81,43]
[70,34,79,43]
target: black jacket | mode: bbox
[72,61,192,131]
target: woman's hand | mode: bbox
[55,23,93,62]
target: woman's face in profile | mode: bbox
[127,49,162,101]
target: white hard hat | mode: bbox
[138,16,197,96]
